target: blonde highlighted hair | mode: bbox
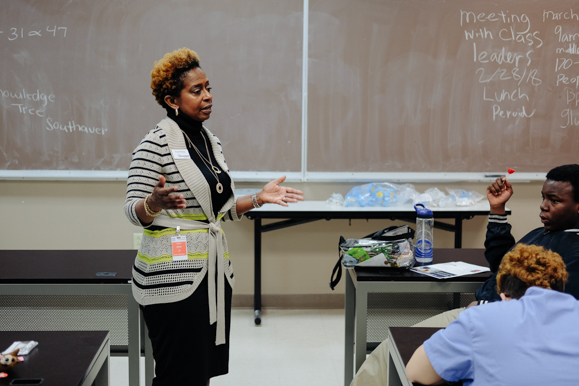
[150,48,201,109]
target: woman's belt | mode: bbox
[153,216,227,345]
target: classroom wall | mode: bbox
[0,179,544,303]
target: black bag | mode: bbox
[329,225,415,290]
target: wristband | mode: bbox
[488,214,508,224]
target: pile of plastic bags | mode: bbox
[326,182,484,208]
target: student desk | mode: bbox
[0,250,153,386]
[344,248,492,385]
[0,330,110,386]
[387,327,441,386]
[246,201,501,324]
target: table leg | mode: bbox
[254,217,262,325]
[94,348,110,386]
[453,217,463,309]
[387,351,403,386]
[354,279,368,377]
[453,293,461,308]
[127,295,141,386]
[454,216,463,248]
[344,270,355,385]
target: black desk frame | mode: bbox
[246,206,499,325]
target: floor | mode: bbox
[110,308,345,386]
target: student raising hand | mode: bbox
[487,177,513,214]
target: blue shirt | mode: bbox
[424,287,579,386]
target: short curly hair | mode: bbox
[496,244,568,299]
[150,48,201,109]
[546,164,579,203]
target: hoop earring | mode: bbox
[175,108,179,116]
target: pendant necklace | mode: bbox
[181,129,224,194]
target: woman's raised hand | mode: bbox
[260,176,304,207]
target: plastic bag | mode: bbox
[340,225,415,269]
[396,183,420,205]
[345,182,419,207]
[341,238,414,268]
[369,184,397,206]
[425,187,446,202]
[446,188,485,206]
[329,225,416,290]
[326,193,346,206]
[345,183,373,207]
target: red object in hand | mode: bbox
[507,168,515,174]
[0,372,8,378]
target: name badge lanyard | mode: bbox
[171,226,188,261]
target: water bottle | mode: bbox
[414,203,434,265]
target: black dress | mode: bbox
[141,110,234,386]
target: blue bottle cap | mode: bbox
[414,203,433,217]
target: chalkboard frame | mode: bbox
[1,0,575,183]
[0,169,545,183]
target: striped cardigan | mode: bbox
[124,117,242,344]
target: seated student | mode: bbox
[477,163,579,303]
[422,163,579,319]
[406,243,579,385]
[349,164,579,386]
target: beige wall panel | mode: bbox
[0,180,544,295]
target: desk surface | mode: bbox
[0,250,135,284]
[247,200,497,217]
[389,327,441,367]
[354,248,492,282]
[0,330,109,386]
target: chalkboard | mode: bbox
[308,0,579,174]
[1,0,578,180]
[0,0,303,176]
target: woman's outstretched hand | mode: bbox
[147,175,187,211]
[260,175,304,207]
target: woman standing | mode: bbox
[124,48,303,385]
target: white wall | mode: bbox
[0,179,544,295]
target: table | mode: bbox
[387,327,441,386]
[0,250,153,386]
[246,201,503,324]
[344,248,492,385]
[0,330,110,386]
